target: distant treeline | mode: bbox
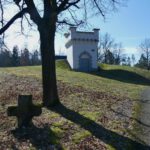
[0,46,41,67]
[0,45,67,67]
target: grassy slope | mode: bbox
[0,60,150,150]
[2,60,149,99]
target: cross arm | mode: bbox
[7,106,18,117]
[31,105,42,116]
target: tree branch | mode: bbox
[24,0,41,24]
[93,0,105,17]
[43,0,52,19]
[57,0,80,13]
[57,19,83,26]
[0,8,28,35]
[57,0,68,13]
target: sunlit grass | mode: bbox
[0,60,149,100]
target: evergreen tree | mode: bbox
[105,50,115,64]
[0,48,12,67]
[12,45,20,66]
[20,48,30,66]
[31,50,41,65]
[135,54,148,69]
[127,57,131,66]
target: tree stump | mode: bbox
[7,95,42,128]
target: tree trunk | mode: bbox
[38,19,59,107]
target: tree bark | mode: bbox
[38,17,59,107]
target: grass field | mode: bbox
[0,60,150,150]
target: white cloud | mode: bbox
[124,47,138,54]
[124,47,141,61]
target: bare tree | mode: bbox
[113,42,123,65]
[0,0,125,106]
[99,33,123,65]
[139,38,150,70]
[99,33,114,63]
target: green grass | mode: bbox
[1,61,149,100]
[100,63,150,79]
[0,60,150,149]
[1,61,149,115]
[72,130,91,144]
[57,61,149,99]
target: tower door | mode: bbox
[79,52,91,72]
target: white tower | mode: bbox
[65,27,99,72]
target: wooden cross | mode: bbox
[7,95,42,128]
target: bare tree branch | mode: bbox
[0,7,28,35]
[93,0,105,17]
[0,0,5,38]
[57,0,80,13]
[57,19,83,26]
[24,0,41,24]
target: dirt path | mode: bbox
[138,88,150,146]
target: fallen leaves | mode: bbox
[0,73,134,150]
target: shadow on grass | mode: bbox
[49,103,150,150]
[12,124,63,150]
[91,69,150,86]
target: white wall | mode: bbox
[70,27,99,41]
[73,40,98,69]
[66,44,74,69]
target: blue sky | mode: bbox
[4,0,150,60]
[90,0,150,57]
[55,0,150,59]
[100,0,150,45]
